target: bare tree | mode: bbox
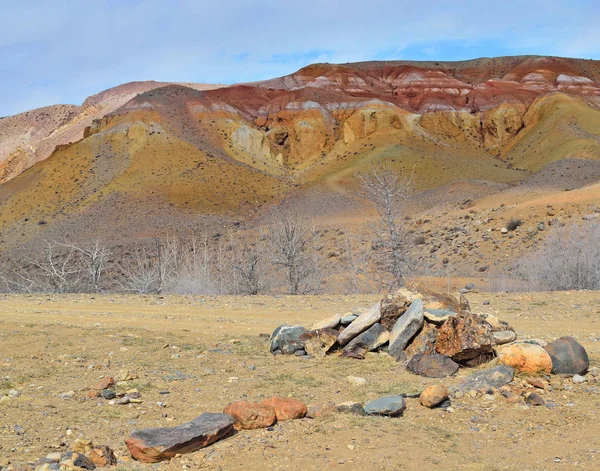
[116,245,161,294]
[357,162,412,290]
[168,235,220,295]
[519,221,600,291]
[58,240,111,292]
[266,210,321,295]
[342,226,374,294]
[227,231,268,295]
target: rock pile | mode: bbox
[10,441,117,470]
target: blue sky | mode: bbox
[1,0,599,117]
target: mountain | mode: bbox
[1,55,599,275]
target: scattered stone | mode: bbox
[87,390,101,399]
[544,336,589,375]
[364,396,406,417]
[8,389,20,398]
[89,446,117,467]
[306,402,336,419]
[336,401,367,416]
[525,393,545,406]
[94,377,115,390]
[497,343,552,374]
[337,302,381,346]
[261,396,307,421]
[492,330,517,345]
[406,353,459,378]
[310,313,342,331]
[342,323,389,359]
[483,300,491,306]
[113,396,130,405]
[435,311,494,363]
[572,374,586,384]
[269,325,307,355]
[420,385,449,408]
[223,401,277,430]
[300,328,338,358]
[125,412,234,463]
[101,390,116,400]
[526,377,546,389]
[388,299,424,361]
[346,376,367,386]
[293,349,307,357]
[58,391,75,400]
[456,365,515,393]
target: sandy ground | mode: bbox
[0,291,599,470]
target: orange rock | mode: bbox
[90,445,117,466]
[87,390,101,398]
[94,376,115,390]
[420,385,449,408]
[223,400,277,430]
[261,396,307,421]
[497,343,552,374]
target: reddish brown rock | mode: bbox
[125,412,234,463]
[306,402,336,419]
[299,328,338,358]
[90,445,117,466]
[497,343,552,374]
[87,390,101,398]
[261,396,307,421]
[379,293,410,330]
[420,384,449,408]
[435,312,494,362]
[223,400,277,430]
[94,376,114,391]
[405,322,439,357]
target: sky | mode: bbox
[1,0,599,117]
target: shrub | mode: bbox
[506,218,523,231]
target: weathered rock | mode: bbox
[337,302,381,346]
[59,452,96,470]
[310,313,342,331]
[223,401,277,430]
[525,392,545,406]
[335,401,367,416]
[455,365,514,393]
[420,385,449,408]
[364,396,406,417]
[544,336,590,375]
[342,323,389,359]
[435,311,494,362]
[497,343,552,374]
[261,397,307,421]
[379,293,410,330]
[407,353,459,378]
[269,325,307,354]
[94,377,115,391]
[89,446,117,467]
[300,328,338,358]
[306,402,336,419]
[422,292,461,324]
[405,322,439,358]
[125,412,234,463]
[388,299,424,361]
[492,330,517,345]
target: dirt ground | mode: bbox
[0,291,599,470]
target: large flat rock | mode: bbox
[388,299,424,361]
[125,412,234,463]
[337,302,381,346]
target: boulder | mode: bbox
[435,312,494,362]
[306,402,336,419]
[544,336,589,375]
[405,322,439,358]
[492,330,517,345]
[364,396,406,417]
[270,325,307,354]
[261,397,307,421]
[455,365,514,393]
[407,353,459,378]
[300,328,338,358]
[420,385,449,408]
[497,343,552,374]
[125,413,234,463]
[388,299,424,361]
[379,293,411,330]
[423,292,460,325]
[310,313,342,331]
[341,323,389,359]
[337,302,381,346]
[335,401,367,416]
[223,400,277,430]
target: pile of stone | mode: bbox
[269,287,590,378]
[86,371,142,406]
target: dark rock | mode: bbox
[525,392,545,406]
[435,311,494,362]
[336,401,367,416]
[101,390,116,400]
[455,365,514,393]
[364,396,406,417]
[342,323,389,359]
[544,336,589,375]
[269,325,307,355]
[125,412,234,463]
[405,322,439,358]
[60,452,96,470]
[388,299,424,361]
[407,353,459,378]
[483,300,490,306]
[300,328,338,358]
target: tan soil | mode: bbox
[0,291,599,470]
